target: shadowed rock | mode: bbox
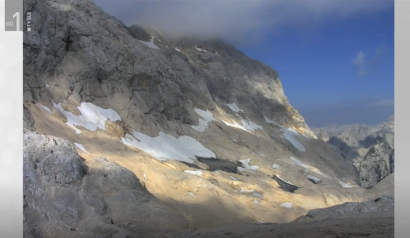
[196,157,238,173]
[272,175,300,193]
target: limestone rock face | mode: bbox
[312,128,329,142]
[22,0,393,236]
[23,0,314,138]
[314,116,394,188]
[359,140,393,189]
[23,132,188,238]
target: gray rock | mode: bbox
[23,103,35,131]
[23,0,314,139]
[23,131,188,237]
[359,140,393,189]
[315,116,394,188]
[293,196,393,223]
[312,128,329,142]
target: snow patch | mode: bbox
[240,118,263,131]
[35,102,51,114]
[240,189,255,194]
[222,115,263,133]
[45,84,50,88]
[252,192,263,200]
[272,164,280,169]
[280,202,293,209]
[121,131,215,164]
[185,170,203,176]
[264,116,278,125]
[226,103,243,112]
[191,108,215,132]
[252,199,260,205]
[290,156,309,169]
[237,158,259,173]
[195,46,204,52]
[336,178,353,188]
[74,143,89,154]
[175,47,181,52]
[54,102,121,134]
[281,127,306,152]
[222,119,248,132]
[138,37,160,49]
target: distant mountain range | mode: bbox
[313,115,394,188]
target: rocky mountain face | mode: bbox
[359,140,394,188]
[313,116,394,188]
[22,0,393,237]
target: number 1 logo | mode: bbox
[13,12,20,31]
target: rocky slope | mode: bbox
[170,196,393,238]
[313,116,394,188]
[23,0,393,237]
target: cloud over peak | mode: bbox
[92,0,393,45]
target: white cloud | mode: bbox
[92,0,393,45]
[352,51,365,66]
[351,45,388,77]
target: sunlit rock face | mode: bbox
[22,0,392,236]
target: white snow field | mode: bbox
[281,127,306,152]
[54,102,121,134]
[121,130,216,164]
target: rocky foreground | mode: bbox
[24,131,393,237]
[23,0,394,237]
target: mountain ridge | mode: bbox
[22,0,393,237]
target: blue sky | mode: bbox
[238,2,394,127]
[93,0,394,127]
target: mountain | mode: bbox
[22,0,393,237]
[313,116,394,188]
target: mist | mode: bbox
[92,0,392,46]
